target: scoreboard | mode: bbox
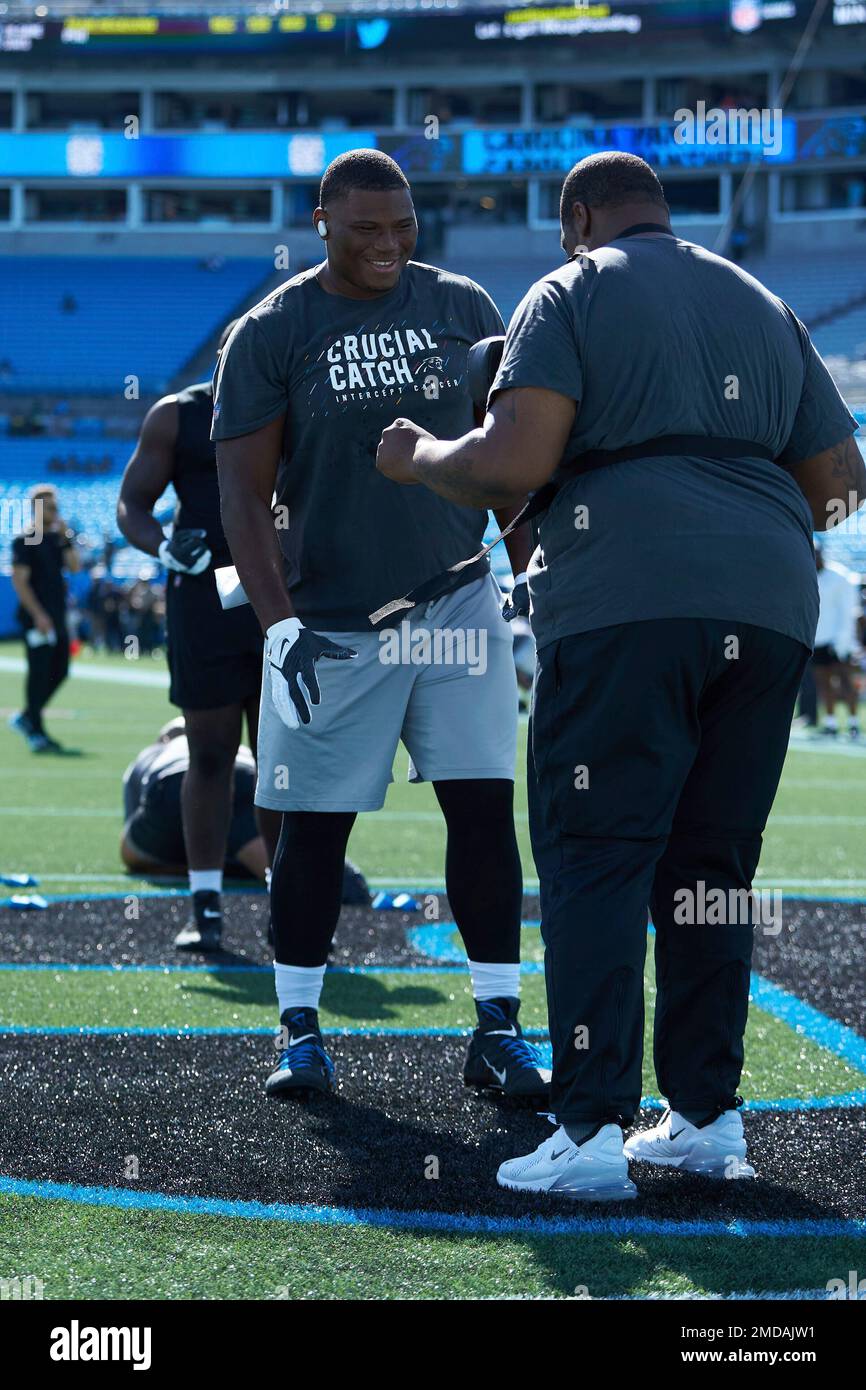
[2,3,863,60]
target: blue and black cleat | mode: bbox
[266,1007,335,1100]
[464,996,551,1105]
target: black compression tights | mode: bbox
[271,810,356,967]
[433,779,522,963]
[270,779,522,967]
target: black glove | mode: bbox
[502,573,529,622]
[467,335,506,411]
[158,528,212,575]
[266,618,357,728]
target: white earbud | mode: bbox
[316,220,328,239]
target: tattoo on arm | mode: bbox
[414,452,501,506]
[830,438,864,492]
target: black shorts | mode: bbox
[812,644,843,667]
[125,766,259,871]
[166,570,263,710]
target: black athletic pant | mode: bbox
[528,618,809,1128]
[271,778,522,968]
[24,626,70,732]
[798,663,818,726]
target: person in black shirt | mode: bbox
[9,484,81,752]
[121,717,267,882]
[117,322,279,953]
[120,717,371,912]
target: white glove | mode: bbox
[158,528,212,576]
[25,627,57,648]
[266,617,357,730]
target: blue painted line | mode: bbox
[328,962,544,974]
[749,975,866,1074]
[404,925,866,1098]
[10,890,866,909]
[746,1090,866,1110]
[0,962,269,974]
[0,962,529,977]
[405,924,866,1077]
[1,1175,863,1239]
[3,887,266,906]
[408,921,540,961]
[0,1024,518,1038]
[4,910,866,1105]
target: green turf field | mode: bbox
[1,642,865,1300]
[1,961,861,1099]
[2,1196,862,1301]
[2,640,866,897]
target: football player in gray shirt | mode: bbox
[214,149,549,1106]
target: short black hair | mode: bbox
[560,151,668,228]
[320,148,410,208]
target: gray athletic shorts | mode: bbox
[255,574,518,812]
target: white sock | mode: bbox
[274,962,326,1015]
[190,869,222,896]
[824,715,838,731]
[468,960,521,1002]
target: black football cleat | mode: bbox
[174,889,222,952]
[266,1008,335,1100]
[464,996,551,1104]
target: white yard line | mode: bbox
[0,655,168,688]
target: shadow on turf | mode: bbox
[1,1031,859,1306]
[180,970,449,1021]
[260,1086,850,1240]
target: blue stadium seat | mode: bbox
[453,252,866,368]
[0,256,269,394]
[0,440,175,582]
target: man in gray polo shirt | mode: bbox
[377,151,864,1199]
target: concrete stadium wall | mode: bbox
[5,217,864,263]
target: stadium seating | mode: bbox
[445,257,550,323]
[0,438,129,478]
[739,252,866,326]
[460,248,866,328]
[1,252,863,610]
[0,440,175,608]
[814,303,866,362]
[0,256,269,394]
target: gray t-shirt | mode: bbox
[211,261,503,630]
[491,232,858,652]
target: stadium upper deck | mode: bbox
[1,1,864,263]
[1,3,864,376]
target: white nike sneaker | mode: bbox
[497,1123,637,1201]
[624,1107,755,1179]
